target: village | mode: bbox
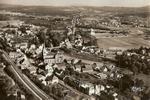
[0,3,150,100]
[0,16,149,100]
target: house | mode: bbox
[9,52,21,61]
[0,63,6,69]
[89,85,95,95]
[15,42,28,50]
[20,43,28,50]
[17,31,22,36]
[7,88,17,97]
[43,51,55,65]
[80,82,94,95]
[113,93,118,100]
[55,51,64,64]
[95,85,101,95]
[65,38,73,49]
[74,64,86,73]
[83,64,93,73]
[15,44,20,48]
[107,64,116,71]
[18,56,30,69]
[43,47,64,65]
[110,73,115,78]
[80,82,106,96]
[53,64,58,69]
[110,19,120,27]
[29,44,36,50]
[37,74,46,81]
[95,85,106,95]
[21,94,26,100]
[44,56,55,65]
[74,35,83,47]
[101,66,108,72]
[41,80,47,86]
[75,65,81,72]
[74,39,83,47]
[36,44,44,55]
[90,28,95,36]
[67,27,73,36]
[60,41,65,47]
[116,51,123,55]
[51,76,59,84]
[5,33,14,41]
[97,73,108,79]
[26,30,32,35]
[28,67,37,74]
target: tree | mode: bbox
[0,75,14,99]
[36,29,45,44]
[118,75,134,92]
[18,26,26,33]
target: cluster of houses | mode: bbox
[100,16,147,28]
[1,22,113,100]
[60,70,120,100]
[1,22,64,86]
[92,63,124,81]
[81,46,101,55]
[3,19,149,100]
[9,43,64,86]
[0,21,41,51]
[50,56,125,100]
[43,46,64,64]
[115,47,150,67]
[63,75,118,99]
[60,26,96,49]
[101,18,121,28]
[0,12,150,100]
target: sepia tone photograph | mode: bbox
[0,0,150,100]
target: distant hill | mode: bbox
[0,4,149,17]
[80,6,150,16]
[0,4,75,16]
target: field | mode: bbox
[97,36,150,49]
[0,4,149,50]
[0,20,23,28]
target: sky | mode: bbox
[0,0,150,7]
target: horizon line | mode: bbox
[0,3,149,8]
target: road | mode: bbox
[1,50,54,100]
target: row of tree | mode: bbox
[116,48,150,75]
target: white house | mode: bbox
[90,28,95,36]
[37,74,46,81]
[43,51,55,65]
[51,76,59,84]
[20,43,28,50]
[36,44,44,55]
[28,67,37,74]
[65,38,73,49]
[43,47,64,65]
[55,51,64,64]
[9,52,20,60]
